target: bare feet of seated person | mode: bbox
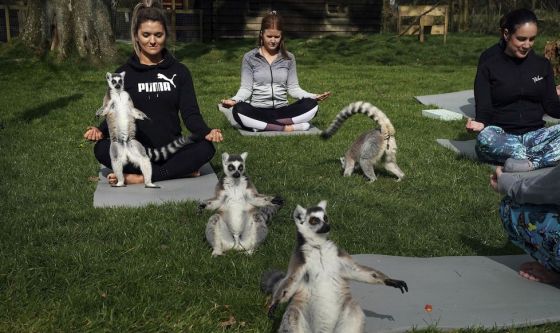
[107,170,201,185]
[519,261,560,284]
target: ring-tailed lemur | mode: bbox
[262,200,408,333]
[199,152,283,256]
[321,101,405,182]
[96,72,158,188]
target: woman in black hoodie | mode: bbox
[467,9,560,172]
[84,0,222,185]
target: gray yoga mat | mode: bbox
[93,163,217,208]
[416,90,560,124]
[351,254,560,333]
[436,138,479,160]
[415,90,476,118]
[217,104,322,136]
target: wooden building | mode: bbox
[1,1,383,43]
[210,0,383,39]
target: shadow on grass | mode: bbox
[460,234,522,256]
[18,93,84,123]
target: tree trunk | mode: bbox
[21,0,116,61]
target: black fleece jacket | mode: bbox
[474,49,560,135]
[99,49,211,147]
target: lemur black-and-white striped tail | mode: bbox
[255,196,284,224]
[321,101,395,140]
[261,270,286,294]
[145,136,193,162]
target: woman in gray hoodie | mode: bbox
[221,11,330,132]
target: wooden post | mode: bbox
[4,5,11,42]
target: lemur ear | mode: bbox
[293,205,306,224]
[317,200,327,210]
[241,152,248,161]
[222,152,229,163]
[119,71,126,78]
[106,72,112,80]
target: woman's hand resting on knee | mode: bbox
[466,118,484,132]
[205,128,224,142]
[315,91,331,101]
[84,126,103,141]
[221,99,237,108]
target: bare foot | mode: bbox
[519,261,560,284]
[283,124,294,132]
[107,173,144,185]
[189,170,201,177]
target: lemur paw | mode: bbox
[384,279,408,293]
[271,196,284,206]
[211,250,223,257]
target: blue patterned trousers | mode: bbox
[475,125,560,169]
[499,196,560,273]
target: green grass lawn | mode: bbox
[1,33,559,332]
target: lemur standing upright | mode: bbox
[96,72,158,188]
[262,200,408,333]
[199,152,283,256]
[321,101,405,182]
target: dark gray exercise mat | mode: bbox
[415,90,476,118]
[436,138,478,160]
[416,90,560,124]
[351,254,560,333]
[93,163,217,208]
[217,104,322,136]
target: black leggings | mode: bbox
[232,98,318,131]
[94,139,215,182]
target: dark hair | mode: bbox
[502,8,538,35]
[131,0,169,57]
[258,11,289,59]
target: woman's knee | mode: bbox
[93,139,111,167]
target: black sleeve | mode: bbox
[178,67,212,140]
[474,64,493,125]
[541,60,560,119]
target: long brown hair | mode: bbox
[130,0,169,58]
[258,11,289,59]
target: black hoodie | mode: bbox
[474,49,560,135]
[99,49,211,147]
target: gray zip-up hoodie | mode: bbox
[498,166,560,205]
[230,48,316,109]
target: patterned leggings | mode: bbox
[475,125,560,169]
[499,196,560,273]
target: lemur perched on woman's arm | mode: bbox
[199,152,283,256]
[262,200,408,333]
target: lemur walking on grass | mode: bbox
[321,101,405,182]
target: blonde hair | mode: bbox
[130,0,169,58]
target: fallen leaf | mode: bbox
[88,176,100,182]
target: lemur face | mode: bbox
[293,201,330,240]
[106,71,126,91]
[222,152,248,179]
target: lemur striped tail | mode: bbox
[145,136,193,162]
[321,101,395,139]
[256,197,284,224]
[261,270,286,294]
